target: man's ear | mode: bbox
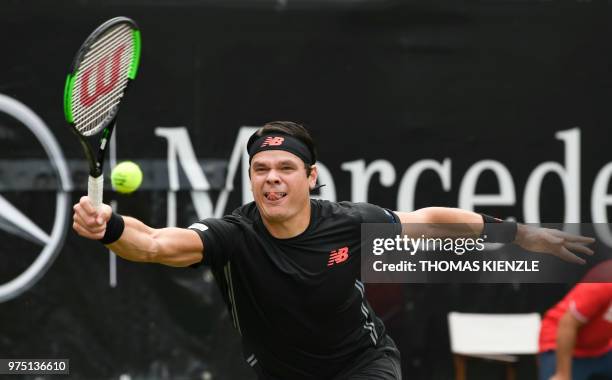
[308,165,318,190]
[248,166,253,192]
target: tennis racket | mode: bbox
[63,17,141,209]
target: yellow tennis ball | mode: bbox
[111,161,143,194]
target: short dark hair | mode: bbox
[248,121,317,176]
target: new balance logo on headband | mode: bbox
[248,133,312,165]
[261,136,285,147]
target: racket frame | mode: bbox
[63,17,140,208]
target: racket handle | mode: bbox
[88,174,104,209]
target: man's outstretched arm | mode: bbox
[72,196,203,267]
[395,207,595,264]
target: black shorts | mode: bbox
[334,334,402,380]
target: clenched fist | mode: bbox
[72,196,113,240]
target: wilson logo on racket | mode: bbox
[260,136,285,147]
[327,246,349,267]
[80,45,126,107]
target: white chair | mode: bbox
[447,312,541,380]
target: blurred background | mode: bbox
[1,0,610,378]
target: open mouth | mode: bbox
[264,192,287,201]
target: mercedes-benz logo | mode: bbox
[0,94,72,302]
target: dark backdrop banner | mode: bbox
[1,1,610,379]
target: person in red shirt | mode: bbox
[539,260,612,380]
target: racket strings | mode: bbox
[82,27,131,64]
[72,26,133,133]
[71,24,135,136]
[79,28,129,69]
[77,25,133,97]
[74,35,129,114]
[72,37,132,133]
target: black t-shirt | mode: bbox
[189,199,400,379]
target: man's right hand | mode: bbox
[514,224,595,265]
[72,196,113,240]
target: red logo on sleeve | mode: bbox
[327,246,349,267]
[261,136,285,147]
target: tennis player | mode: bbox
[72,121,594,379]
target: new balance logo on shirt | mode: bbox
[327,246,349,266]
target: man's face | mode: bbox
[250,150,317,224]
